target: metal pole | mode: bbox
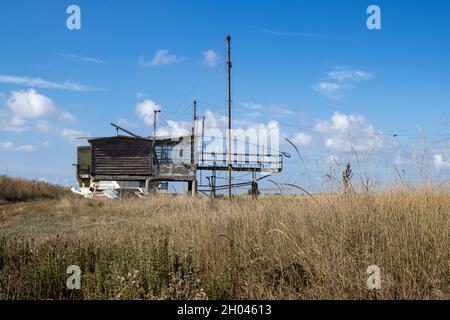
[211,171,216,197]
[201,116,205,165]
[191,101,197,165]
[251,170,258,199]
[191,101,198,197]
[152,109,160,184]
[226,34,232,198]
[153,109,160,140]
[192,101,197,136]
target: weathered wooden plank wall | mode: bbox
[90,137,153,176]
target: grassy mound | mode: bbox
[0,176,68,204]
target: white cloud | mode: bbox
[393,154,404,167]
[314,112,365,134]
[314,111,383,152]
[241,102,263,110]
[135,100,161,126]
[292,132,312,147]
[36,120,54,132]
[0,141,14,151]
[80,57,105,64]
[198,110,282,154]
[202,109,281,133]
[313,82,346,101]
[241,101,294,116]
[36,140,50,148]
[16,144,36,152]
[153,109,282,156]
[0,114,29,132]
[6,89,56,118]
[328,68,374,82]
[1,141,39,152]
[433,154,450,171]
[134,99,196,137]
[313,67,374,101]
[2,90,76,133]
[139,50,184,66]
[242,111,262,118]
[59,110,77,122]
[327,154,340,165]
[157,120,191,137]
[133,100,283,154]
[61,53,106,64]
[61,128,87,142]
[202,109,229,131]
[203,50,220,67]
[116,117,139,129]
[0,75,96,91]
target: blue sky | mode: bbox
[1,0,450,192]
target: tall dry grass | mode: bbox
[0,176,67,204]
[0,189,448,300]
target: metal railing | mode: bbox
[198,152,283,172]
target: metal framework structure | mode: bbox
[197,152,283,173]
[76,128,284,197]
[75,35,285,197]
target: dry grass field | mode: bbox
[0,177,448,300]
[0,176,67,204]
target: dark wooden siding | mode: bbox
[90,137,152,176]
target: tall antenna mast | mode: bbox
[153,109,161,140]
[226,34,232,198]
[191,100,197,165]
[190,100,197,196]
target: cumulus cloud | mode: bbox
[135,100,161,126]
[0,141,14,151]
[133,99,282,156]
[0,75,96,92]
[196,110,282,154]
[393,154,404,167]
[16,144,36,152]
[292,132,312,147]
[313,67,374,101]
[203,50,220,67]
[150,107,282,157]
[433,153,450,171]
[59,110,77,122]
[6,89,56,118]
[61,128,88,142]
[313,82,346,101]
[39,141,50,148]
[36,120,54,132]
[139,50,184,66]
[327,154,340,165]
[134,99,195,137]
[116,117,139,129]
[1,89,76,133]
[157,120,191,137]
[0,141,39,152]
[241,101,294,116]
[314,111,383,152]
[0,114,29,132]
